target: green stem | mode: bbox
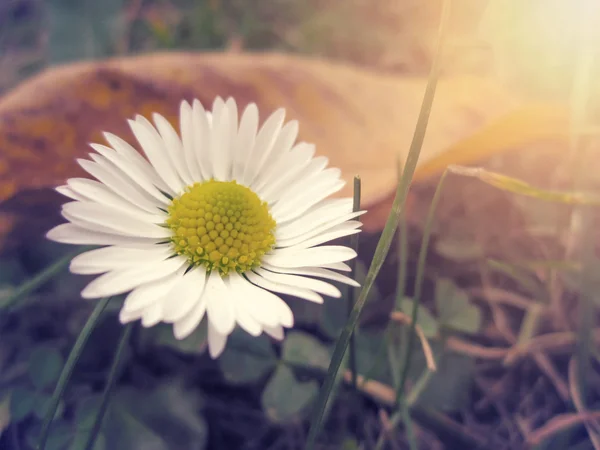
[83,323,134,450]
[37,296,111,450]
[303,0,451,447]
[396,170,449,405]
[2,247,88,312]
[348,176,362,391]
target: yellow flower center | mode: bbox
[166,180,276,275]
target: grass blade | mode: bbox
[395,169,448,404]
[348,176,362,391]
[2,247,88,312]
[303,0,451,447]
[447,165,600,205]
[83,322,134,450]
[37,296,111,450]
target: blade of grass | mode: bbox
[303,0,451,447]
[378,171,450,450]
[395,169,448,405]
[447,165,600,205]
[1,246,90,312]
[37,296,111,450]
[83,322,134,450]
[348,176,362,391]
[389,176,410,387]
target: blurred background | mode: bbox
[2,0,599,112]
[2,1,600,450]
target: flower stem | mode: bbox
[348,176,362,391]
[303,0,451,447]
[37,296,111,450]
[395,169,449,405]
[2,247,89,311]
[83,323,134,450]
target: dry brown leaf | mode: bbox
[0,51,568,239]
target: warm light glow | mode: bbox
[479,0,600,101]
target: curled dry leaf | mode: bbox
[0,51,568,245]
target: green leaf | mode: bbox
[28,346,64,390]
[261,365,318,423]
[413,351,475,412]
[354,331,394,386]
[282,331,331,370]
[104,383,208,450]
[151,321,208,355]
[399,298,439,338]
[9,386,37,421]
[218,329,277,384]
[435,279,481,333]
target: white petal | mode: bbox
[56,186,86,202]
[271,172,345,223]
[261,263,360,288]
[80,256,186,299]
[263,325,284,340]
[277,213,364,246]
[61,201,169,239]
[46,223,157,247]
[254,268,341,298]
[173,297,208,340]
[180,101,203,181]
[264,246,357,268]
[89,144,169,206]
[209,100,233,181]
[205,271,236,335]
[254,142,314,197]
[102,132,169,192]
[119,306,144,324]
[276,198,355,238]
[70,244,173,275]
[245,271,323,304]
[141,302,164,327]
[162,266,208,323]
[211,97,225,120]
[322,262,352,272]
[231,103,259,180]
[233,297,262,337]
[68,178,163,218]
[78,158,162,212]
[277,221,362,250]
[121,269,183,314]
[208,321,228,358]
[192,99,212,180]
[261,153,327,204]
[153,113,194,186]
[102,132,146,163]
[251,120,299,191]
[242,108,285,186]
[129,116,183,193]
[228,272,292,328]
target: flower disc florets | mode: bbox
[166,179,276,275]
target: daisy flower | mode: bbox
[47,97,364,358]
